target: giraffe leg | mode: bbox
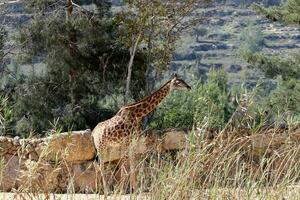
[129,156,137,192]
[128,139,138,192]
[117,156,130,193]
[99,158,109,196]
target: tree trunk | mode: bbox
[145,11,155,96]
[65,0,78,106]
[124,33,141,104]
[66,0,73,21]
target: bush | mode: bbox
[150,91,194,129]
[238,23,264,59]
[150,70,236,130]
[194,69,234,129]
[0,95,14,136]
[265,78,300,124]
[0,0,148,137]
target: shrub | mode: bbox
[150,90,194,129]
[194,69,234,129]
[238,23,264,59]
[150,70,236,130]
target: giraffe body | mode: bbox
[92,109,140,161]
[92,74,191,192]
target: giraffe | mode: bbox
[92,74,191,193]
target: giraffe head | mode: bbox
[170,74,191,91]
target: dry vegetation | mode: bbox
[1,125,299,199]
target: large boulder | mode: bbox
[157,129,188,153]
[100,129,188,163]
[43,129,95,162]
[0,155,23,191]
[17,160,61,193]
[71,161,100,193]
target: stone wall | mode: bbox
[0,129,189,193]
[0,128,299,193]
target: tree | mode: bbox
[243,1,300,120]
[252,1,300,24]
[194,69,232,129]
[0,26,5,72]
[1,0,148,136]
[115,0,210,103]
[249,1,300,80]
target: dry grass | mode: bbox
[139,128,300,199]
[1,126,300,199]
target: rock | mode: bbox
[225,64,242,73]
[1,128,300,192]
[265,34,287,40]
[209,18,226,26]
[0,137,12,155]
[291,130,300,142]
[98,129,189,163]
[173,52,197,61]
[1,1,24,13]
[72,161,99,193]
[207,33,232,41]
[0,130,96,162]
[220,0,280,7]
[291,35,300,40]
[13,136,20,146]
[170,62,183,71]
[249,134,287,156]
[216,43,229,50]
[193,43,228,51]
[158,129,188,153]
[17,160,61,192]
[0,155,22,191]
[0,127,191,193]
[211,63,223,69]
[265,43,298,49]
[44,129,95,162]
[194,43,217,51]
[233,10,255,16]
[99,135,149,163]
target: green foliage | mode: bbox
[194,70,233,129]
[251,0,300,87]
[241,0,300,125]
[115,0,176,71]
[0,26,6,67]
[269,78,300,115]
[151,70,236,129]
[116,0,208,73]
[0,95,14,136]
[252,0,300,25]
[238,23,264,58]
[243,53,300,81]
[0,0,148,137]
[150,91,194,129]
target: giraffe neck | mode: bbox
[119,81,172,119]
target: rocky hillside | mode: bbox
[1,1,300,85]
[170,6,300,85]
